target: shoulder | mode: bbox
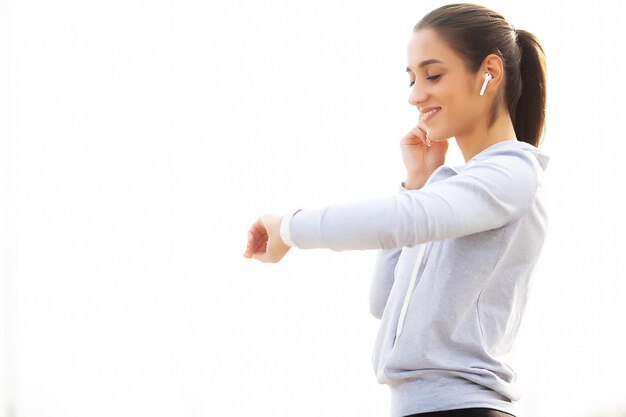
[462,141,542,187]
[447,141,544,214]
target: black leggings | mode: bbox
[404,408,515,417]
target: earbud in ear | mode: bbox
[479,73,492,96]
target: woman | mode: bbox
[243,3,548,417]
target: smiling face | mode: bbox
[406,28,490,143]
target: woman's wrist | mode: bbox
[279,209,302,247]
[403,176,429,190]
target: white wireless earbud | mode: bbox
[479,72,492,96]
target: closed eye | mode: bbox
[408,74,442,87]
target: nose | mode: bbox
[408,83,428,108]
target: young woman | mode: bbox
[243,3,548,417]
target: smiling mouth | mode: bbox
[421,108,441,122]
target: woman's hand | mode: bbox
[400,121,449,189]
[242,213,291,263]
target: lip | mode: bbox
[420,107,441,122]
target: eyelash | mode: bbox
[408,74,441,87]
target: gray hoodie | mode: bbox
[288,139,549,417]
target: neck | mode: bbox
[455,110,517,162]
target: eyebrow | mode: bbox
[406,59,444,72]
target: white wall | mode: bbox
[1,1,625,416]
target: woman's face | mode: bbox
[406,29,487,142]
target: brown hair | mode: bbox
[414,3,547,147]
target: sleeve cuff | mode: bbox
[280,209,302,247]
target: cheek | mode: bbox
[440,95,464,124]
[447,100,478,128]
[441,87,476,123]
[434,93,478,137]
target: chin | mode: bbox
[428,130,452,142]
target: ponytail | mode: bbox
[512,29,547,147]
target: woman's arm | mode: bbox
[369,247,402,319]
[289,148,540,251]
[243,122,442,262]
[368,181,413,319]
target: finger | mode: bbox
[244,219,269,258]
[248,219,268,241]
[252,215,277,262]
[252,241,273,263]
[253,240,286,264]
[411,125,431,147]
[249,232,267,254]
[244,236,268,258]
[400,128,426,146]
[418,122,433,147]
[248,219,266,238]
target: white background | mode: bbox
[1,1,625,416]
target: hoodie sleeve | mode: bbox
[369,182,408,319]
[289,149,540,251]
[369,247,401,319]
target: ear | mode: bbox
[480,54,505,92]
